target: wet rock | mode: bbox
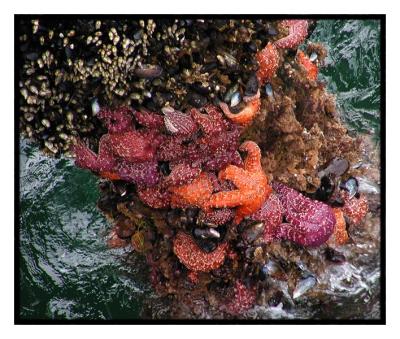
[115,217,135,238]
[268,290,284,307]
[357,176,380,195]
[241,222,264,244]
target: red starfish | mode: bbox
[296,50,318,81]
[328,208,349,246]
[275,20,309,49]
[256,42,280,85]
[73,106,163,186]
[169,172,214,209]
[341,191,369,225]
[206,141,272,224]
[225,280,257,315]
[173,231,228,272]
[249,193,283,242]
[219,91,261,126]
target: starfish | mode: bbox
[341,191,369,225]
[162,162,202,188]
[173,231,228,272]
[106,129,161,163]
[256,42,280,85]
[206,141,272,224]
[273,182,336,247]
[97,106,135,134]
[328,208,349,245]
[296,50,318,81]
[190,104,231,135]
[225,280,257,315]
[74,106,163,186]
[169,172,214,209]
[198,208,235,226]
[137,184,171,209]
[275,20,309,49]
[73,138,120,180]
[134,109,164,130]
[156,111,243,179]
[219,91,261,126]
[117,159,160,187]
[249,193,283,242]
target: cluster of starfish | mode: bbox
[256,20,318,86]
[74,103,368,292]
[72,19,371,316]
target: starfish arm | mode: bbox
[218,165,247,185]
[239,141,262,173]
[96,135,117,171]
[73,140,100,172]
[207,190,245,209]
[219,92,260,126]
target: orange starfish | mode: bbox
[256,42,280,85]
[169,172,213,209]
[173,231,228,272]
[341,191,369,225]
[329,208,349,246]
[99,171,122,181]
[206,141,272,224]
[219,90,261,126]
[296,50,318,81]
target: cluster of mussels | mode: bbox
[19,18,307,156]
[70,20,377,318]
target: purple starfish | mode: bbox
[272,182,335,247]
[73,106,162,187]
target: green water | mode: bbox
[310,20,381,136]
[18,19,381,320]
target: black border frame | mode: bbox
[14,14,386,325]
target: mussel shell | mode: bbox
[268,290,284,307]
[91,98,100,115]
[242,222,265,243]
[134,65,163,78]
[193,227,221,239]
[244,73,259,97]
[186,92,207,108]
[224,84,239,103]
[230,92,241,107]
[309,52,318,62]
[292,275,317,299]
[261,259,280,276]
[340,177,359,198]
[265,83,273,97]
[195,238,218,253]
[267,26,278,36]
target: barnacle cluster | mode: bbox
[19,18,380,319]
